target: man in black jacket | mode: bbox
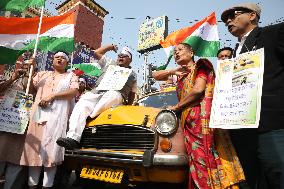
[221,3,284,189]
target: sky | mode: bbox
[45,0,284,86]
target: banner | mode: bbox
[96,65,132,91]
[210,48,264,129]
[0,89,33,134]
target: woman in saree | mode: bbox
[153,43,245,189]
[20,52,79,189]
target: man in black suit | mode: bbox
[221,3,284,189]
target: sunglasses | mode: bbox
[226,10,252,21]
[118,54,130,58]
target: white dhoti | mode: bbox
[67,90,123,142]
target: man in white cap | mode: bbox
[57,44,137,150]
[221,3,284,189]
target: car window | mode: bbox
[138,91,178,108]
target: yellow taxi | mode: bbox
[64,87,188,185]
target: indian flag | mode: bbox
[160,12,220,59]
[0,0,45,12]
[0,12,75,65]
[73,63,103,77]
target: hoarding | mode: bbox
[137,16,168,53]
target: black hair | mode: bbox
[217,47,233,57]
[179,43,195,61]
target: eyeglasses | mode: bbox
[118,54,129,58]
[226,10,252,21]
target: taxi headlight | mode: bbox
[155,110,177,136]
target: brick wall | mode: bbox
[0,65,5,75]
[73,4,104,49]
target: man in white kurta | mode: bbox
[57,45,137,150]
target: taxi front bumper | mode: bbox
[65,149,188,167]
[65,149,188,183]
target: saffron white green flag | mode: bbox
[0,0,45,12]
[73,63,103,77]
[160,12,220,61]
[0,12,75,65]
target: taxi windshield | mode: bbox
[138,91,178,108]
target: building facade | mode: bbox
[0,0,108,85]
[56,0,108,50]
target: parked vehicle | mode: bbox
[64,88,188,185]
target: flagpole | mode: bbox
[143,53,148,94]
[70,52,74,68]
[25,5,44,95]
[142,16,151,95]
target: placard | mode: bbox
[0,89,33,134]
[137,15,168,53]
[210,48,264,129]
[96,65,132,91]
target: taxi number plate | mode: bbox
[80,167,124,183]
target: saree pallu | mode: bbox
[177,59,245,189]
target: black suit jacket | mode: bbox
[238,23,284,131]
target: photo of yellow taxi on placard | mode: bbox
[64,87,188,187]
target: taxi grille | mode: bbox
[80,125,156,150]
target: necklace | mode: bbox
[51,71,58,93]
[51,71,66,92]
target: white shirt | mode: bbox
[235,29,253,56]
[93,55,138,97]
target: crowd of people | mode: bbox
[0,2,283,189]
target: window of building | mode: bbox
[0,11,5,17]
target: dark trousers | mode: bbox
[258,129,284,189]
[4,163,27,189]
[0,162,5,177]
[229,129,260,189]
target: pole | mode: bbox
[142,16,151,95]
[25,5,44,95]
[70,52,74,68]
[143,53,149,94]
